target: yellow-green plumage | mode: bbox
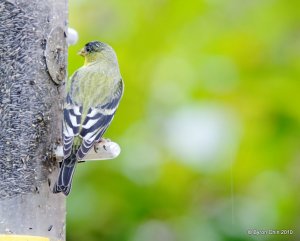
[66,44,123,148]
[53,41,124,195]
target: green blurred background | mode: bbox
[67,0,300,240]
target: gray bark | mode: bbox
[0,0,67,240]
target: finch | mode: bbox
[53,41,124,195]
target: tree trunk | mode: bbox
[0,0,67,240]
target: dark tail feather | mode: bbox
[53,153,77,196]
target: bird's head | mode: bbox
[78,41,117,65]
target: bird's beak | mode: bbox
[77,48,87,56]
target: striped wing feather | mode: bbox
[76,79,123,160]
[63,77,123,161]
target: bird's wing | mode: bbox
[63,93,83,158]
[76,80,123,160]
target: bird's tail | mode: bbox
[53,152,77,196]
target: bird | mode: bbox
[53,41,124,195]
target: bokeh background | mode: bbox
[67,0,300,240]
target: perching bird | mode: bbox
[53,41,124,195]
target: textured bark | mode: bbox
[0,0,67,240]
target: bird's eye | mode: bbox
[85,46,91,52]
